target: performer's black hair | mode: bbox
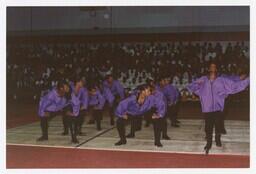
[87,82,97,91]
[208,60,219,68]
[136,84,149,92]
[73,76,83,85]
[57,80,68,90]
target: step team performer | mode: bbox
[62,77,88,136]
[103,74,125,125]
[64,77,88,143]
[114,84,167,147]
[158,76,180,127]
[88,83,106,131]
[187,61,249,154]
[37,81,70,141]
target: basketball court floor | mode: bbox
[6,101,250,168]
[6,116,249,155]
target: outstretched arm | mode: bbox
[222,77,249,95]
[186,77,205,96]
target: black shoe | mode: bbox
[155,142,163,147]
[162,135,171,140]
[175,120,180,124]
[126,133,135,138]
[72,138,79,144]
[37,136,48,141]
[215,135,222,147]
[115,140,127,146]
[61,131,69,136]
[171,123,180,127]
[110,119,115,125]
[216,139,222,147]
[88,120,95,124]
[216,141,222,147]
[204,146,210,155]
[221,129,227,135]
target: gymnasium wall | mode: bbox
[7,6,249,35]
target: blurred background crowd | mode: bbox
[7,41,249,102]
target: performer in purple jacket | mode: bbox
[187,62,249,154]
[88,83,106,131]
[115,84,167,147]
[63,77,89,143]
[103,74,125,125]
[62,78,88,136]
[144,78,171,140]
[149,84,170,142]
[37,81,70,141]
[163,77,181,127]
[144,78,156,127]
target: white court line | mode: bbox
[6,143,249,156]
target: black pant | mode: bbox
[116,115,163,144]
[134,116,142,131]
[62,114,69,133]
[167,103,178,123]
[109,96,119,123]
[175,100,180,120]
[62,110,86,134]
[67,116,80,141]
[152,118,163,144]
[116,117,127,142]
[116,116,137,142]
[144,110,154,126]
[109,106,115,122]
[40,112,58,138]
[161,117,168,137]
[204,111,222,148]
[77,109,87,133]
[93,109,103,130]
[129,116,139,135]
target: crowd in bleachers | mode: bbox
[7,41,249,101]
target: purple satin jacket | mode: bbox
[38,89,67,117]
[115,91,166,118]
[88,90,105,110]
[115,94,152,117]
[148,89,167,117]
[103,80,125,99]
[221,74,241,82]
[187,75,249,113]
[163,84,180,105]
[69,85,89,117]
[102,87,115,106]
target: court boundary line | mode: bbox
[75,126,116,147]
[6,143,250,157]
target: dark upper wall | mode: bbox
[7,6,249,35]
